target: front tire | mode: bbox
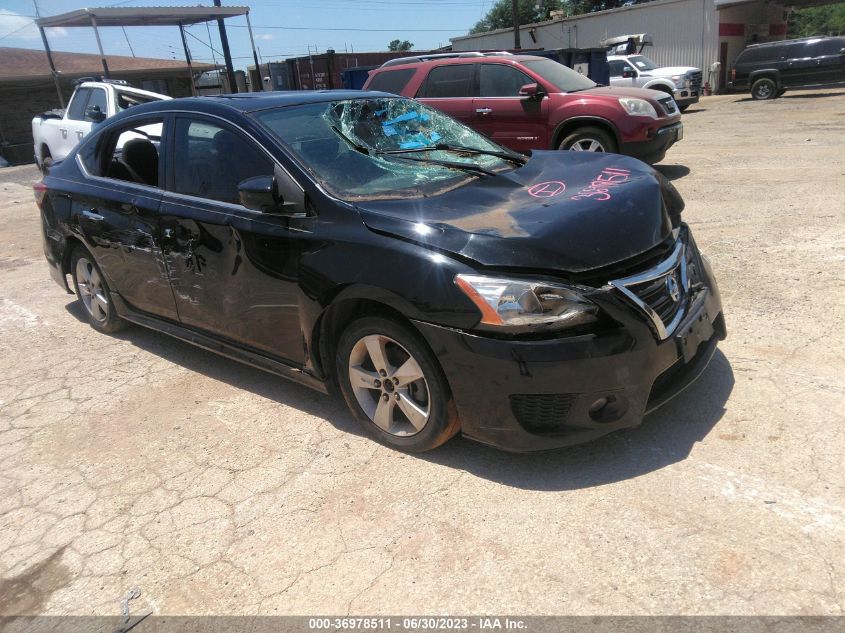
[40,147,53,174]
[70,247,125,334]
[336,316,460,452]
[751,77,777,100]
[558,126,617,154]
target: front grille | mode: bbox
[688,71,703,91]
[610,238,690,340]
[658,95,678,115]
[570,233,676,287]
[510,393,576,434]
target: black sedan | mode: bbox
[35,90,725,452]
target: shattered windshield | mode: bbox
[253,97,516,201]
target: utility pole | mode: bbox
[213,0,238,93]
[511,0,521,49]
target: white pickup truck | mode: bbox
[32,79,169,171]
[603,34,703,112]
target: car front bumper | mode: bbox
[673,88,700,106]
[620,122,683,164]
[412,245,725,453]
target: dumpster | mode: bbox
[526,48,610,86]
[341,66,378,90]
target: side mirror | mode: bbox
[238,166,308,216]
[519,82,543,98]
[85,105,106,122]
[238,175,277,213]
[622,68,636,79]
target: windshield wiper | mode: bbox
[383,154,498,177]
[382,143,526,166]
[330,125,372,155]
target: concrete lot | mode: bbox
[1,87,844,617]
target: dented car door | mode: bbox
[159,114,306,364]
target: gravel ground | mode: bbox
[1,87,844,617]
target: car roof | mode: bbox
[374,54,548,71]
[744,35,844,49]
[116,89,397,116]
[79,81,169,99]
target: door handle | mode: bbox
[82,209,104,222]
[476,108,493,115]
[60,128,68,139]
[76,130,84,140]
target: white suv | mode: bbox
[607,54,702,112]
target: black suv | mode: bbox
[729,36,845,99]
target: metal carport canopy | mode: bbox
[35,6,259,105]
[35,6,249,28]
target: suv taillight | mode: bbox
[731,68,736,81]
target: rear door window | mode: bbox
[811,38,845,56]
[417,64,475,98]
[478,64,534,96]
[367,68,416,94]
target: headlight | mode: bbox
[454,274,599,330]
[671,74,685,87]
[618,97,658,118]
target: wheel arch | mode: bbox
[749,70,781,87]
[550,116,620,150]
[644,80,675,94]
[310,288,429,384]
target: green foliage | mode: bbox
[789,3,845,37]
[388,39,414,51]
[469,0,632,34]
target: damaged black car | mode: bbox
[36,91,725,452]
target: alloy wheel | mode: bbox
[347,334,431,436]
[569,138,605,152]
[75,257,109,324]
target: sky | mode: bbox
[0,0,494,69]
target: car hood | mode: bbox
[647,66,700,76]
[355,151,674,274]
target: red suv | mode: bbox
[363,53,683,164]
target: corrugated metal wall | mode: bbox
[452,0,720,77]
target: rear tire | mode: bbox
[751,77,777,100]
[336,316,460,452]
[70,247,125,334]
[558,126,617,154]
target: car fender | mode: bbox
[749,69,781,86]
[549,113,622,150]
[642,79,676,94]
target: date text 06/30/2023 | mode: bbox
[308,617,528,630]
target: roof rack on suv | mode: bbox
[380,51,513,68]
[744,35,836,48]
[72,76,129,86]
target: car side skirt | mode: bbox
[110,293,329,395]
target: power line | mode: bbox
[228,25,460,32]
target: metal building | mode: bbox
[450,0,836,92]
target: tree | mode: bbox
[388,39,414,51]
[789,3,845,37]
[470,0,640,34]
